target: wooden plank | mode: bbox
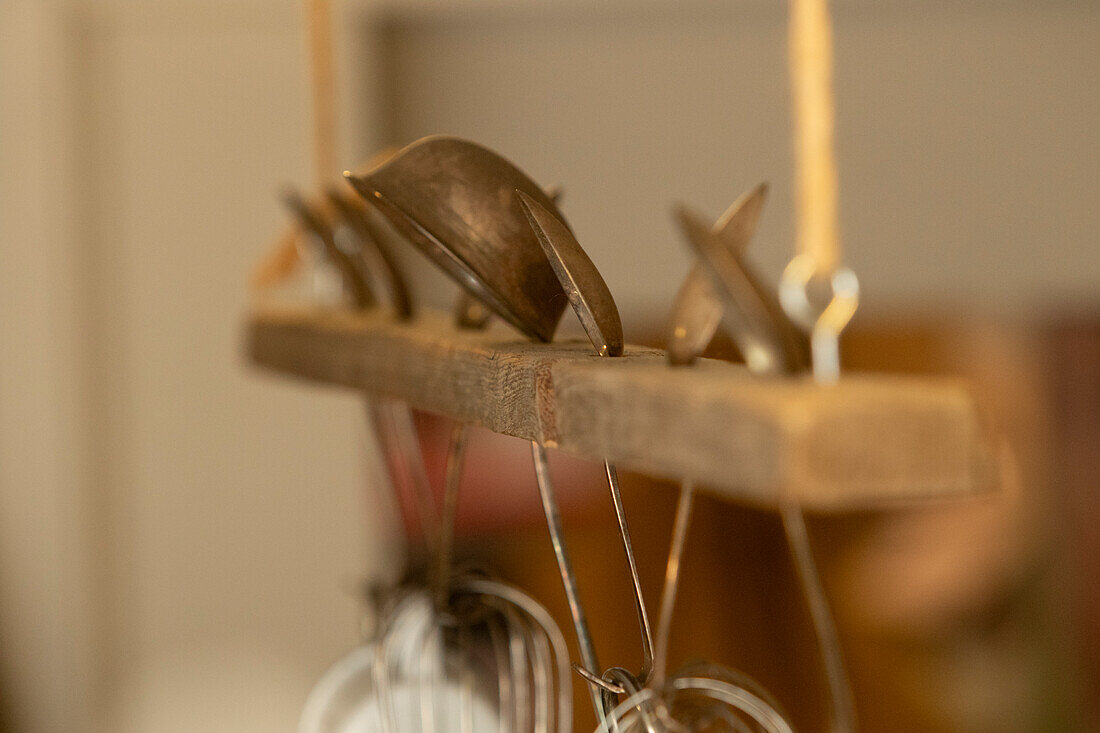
[246,304,995,510]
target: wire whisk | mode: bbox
[300,574,572,733]
[290,180,575,732]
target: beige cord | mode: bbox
[251,226,302,289]
[306,0,338,188]
[790,0,840,273]
[251,0,339,290]
[274,0,841,283]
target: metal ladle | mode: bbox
[346,137,653,723]
[345,140,594,726]
[344,139,558,606]
[344,138,567,606]
[298,184,572,732]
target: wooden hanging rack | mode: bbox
[249,0,997,515]
[246,303,994,511]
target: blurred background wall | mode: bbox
[0,0,1096,730]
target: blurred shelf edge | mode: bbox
[245,304,998,511]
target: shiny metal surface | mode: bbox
[666,184,769,366]
[779,254,860,384]
[674,194,809,374]
[664,187,853,732]
[530,440,606,724]
[780,502,855,733]
[282,189,372,308]
[604,462,655,684]
[345,136,570,341]
[516,190,623,357]
[326,189,414,319]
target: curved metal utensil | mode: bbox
[291,187,438,570]
[665,271,722,368]
[675,200,809,375]
[666,183,769,366]
[515,190,623,357]
[325,189,414,319]
[283,189,373,308]
[295,189,441,566]
[344,136,569,341]
[518,190,654,713]
[452,184,563,333]
[666,187,852,732]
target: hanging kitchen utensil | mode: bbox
[671,186,854,733]
[344,136,570,341]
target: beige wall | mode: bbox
[1,0,1096,730]
[1,2,397,730]
[376,1,1100,325]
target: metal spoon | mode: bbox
[451,185,563,333]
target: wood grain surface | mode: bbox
[246,305,996,510]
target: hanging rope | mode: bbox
[251,0,339,289]
[781,0,858,385]
[306,0,338,187]
[790,0,841,273]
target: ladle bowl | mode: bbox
[345,136,571,341]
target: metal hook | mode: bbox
[651,480,695,688]
[778,253,859,385]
